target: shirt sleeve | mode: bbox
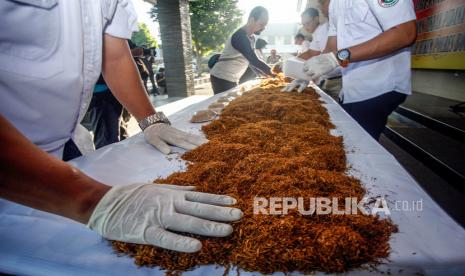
[365,0,416,31]
[309,25,323,52]
[104,0,139,39]
[327,0,337,37]
[231,30,272,76]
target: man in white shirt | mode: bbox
[301,7,321,39]
[0,0,242,253]
[297,0,417,140]
[299,0,331,60]
[283,1,336,93]
[285,0,342,97]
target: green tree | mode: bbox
[189,0,242,58]
[151,0,242,68]
[131,23,158,48]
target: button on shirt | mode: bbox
[0,0,138,158]
[328,0,416,104]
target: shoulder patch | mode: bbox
[378,0,399,8]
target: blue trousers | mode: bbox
[341,91,407,140]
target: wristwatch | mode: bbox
[138,112,171,130]
[336,49,351,68]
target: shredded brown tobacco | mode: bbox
[112,78,398,274]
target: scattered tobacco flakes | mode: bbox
[112,78,398,274]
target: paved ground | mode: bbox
[192,82,215,96]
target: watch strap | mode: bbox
[138,112,170,130]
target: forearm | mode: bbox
[248,57,272,76]
[346,21,417,62]
[0,116,110,224]
[102,34,156,121]
[323,36,337,54]
[298,49,321,60]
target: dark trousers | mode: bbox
[88,91,123,149]
[63,139,82,161]
[210,74,237,94]
[341,91,407,140]
[143,74,159,95]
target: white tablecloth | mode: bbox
[1,84,465,276]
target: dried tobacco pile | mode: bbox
[112,79,398,274]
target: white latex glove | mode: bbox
[87,183,243,253]
[281,79,309,93]
[303,52,340,81]
[144,123,208,154]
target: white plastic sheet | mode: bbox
[1,83,465,276]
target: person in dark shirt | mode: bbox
[255,38,268,60]
[156,67,167,94]
[142,47,159,95]
[128,40,151,95]
[210,6,274,94]
[230,28,272,75]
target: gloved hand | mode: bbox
[303,52,340,81]
[281,79,309,93]
[144,123,208,154]
[87,183,243,253]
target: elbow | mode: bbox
[401,20,418,47]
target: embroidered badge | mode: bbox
[378,0,399,8]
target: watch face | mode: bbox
[338,49,350,61]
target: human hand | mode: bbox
[144,123,208,154]
[281,79,309,93]
[87,183,243,252]
[303,52,339,81]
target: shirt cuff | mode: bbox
[104,0,138,39]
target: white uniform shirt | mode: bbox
[328,0,416,104]
[309,22,329,53]
[0,0,137,157]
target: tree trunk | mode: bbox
[157,0,195,97]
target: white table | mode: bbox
[1,84,465,276]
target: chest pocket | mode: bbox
[0,0,63,79]
[344,4,371,40]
